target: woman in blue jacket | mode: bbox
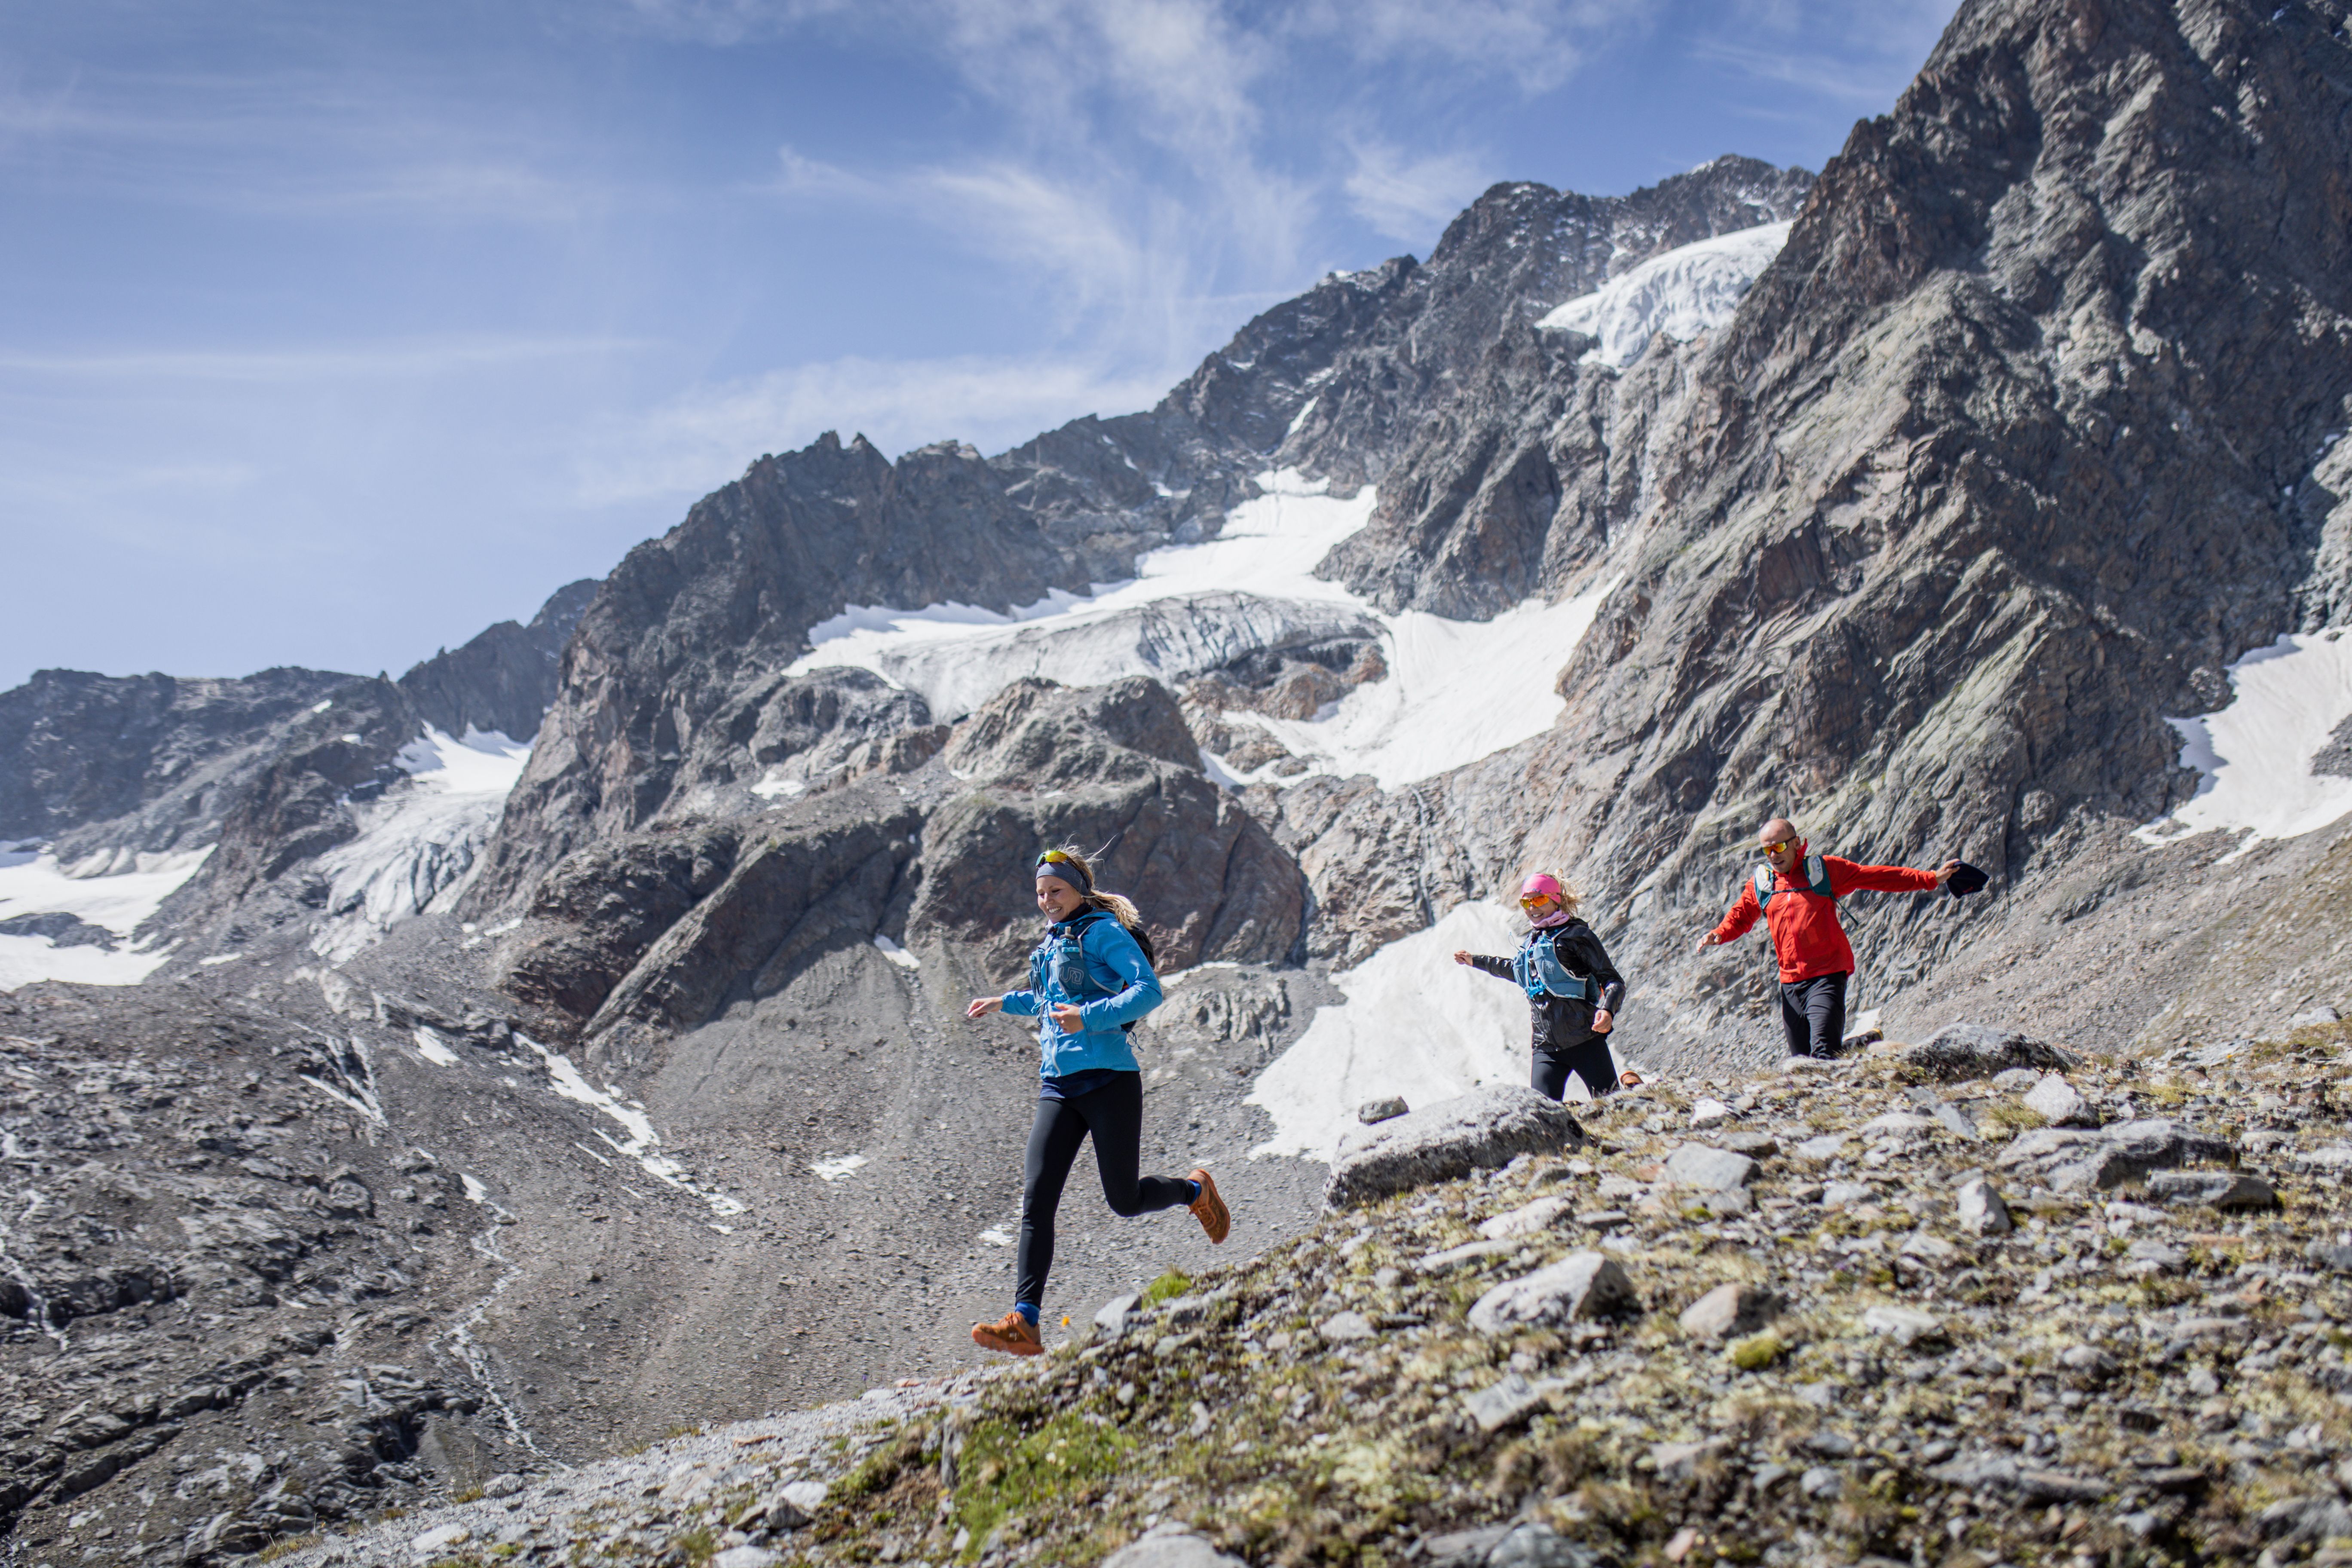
[964,846,1230,1356]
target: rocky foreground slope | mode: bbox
[270,1023,2352,1568]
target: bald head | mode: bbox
[1758,818,1796,845]
[1758,818,1801,872]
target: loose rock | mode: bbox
[1661,1144,1757,1191]
[1468,1253,1637,1334]
[2022,1074,2098,1127]
[1677,1283,1780,1341]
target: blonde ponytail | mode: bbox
[1043,844,1148,931]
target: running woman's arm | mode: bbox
[1450,951,1514,980]
[1072,921,1162,1032]
[1554,928,1626,1016]
[1821,854,1945,896]
[996,986,1043,1017]
[1701,879,1762,950]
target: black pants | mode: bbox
[1016,1071,1192,1310]
[1532,1034,1618,1100]
[1779,970,1850,1058]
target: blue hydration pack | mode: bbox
[1754,854,1834,909]
[1512,928,1599,1004]
[1027,910,1157,1032]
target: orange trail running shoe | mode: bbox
[970,1311,1043,1357]
[1188,1168,1230,1245]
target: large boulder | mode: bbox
[1322,1085,1584,1210]
[1899,1023,2075,1081]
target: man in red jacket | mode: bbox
[1698,817,1959,1059]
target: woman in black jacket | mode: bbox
[1453,873,1629,1100]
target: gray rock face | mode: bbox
[0,665,355,855]
[396,578,597,743]
[1322,1086,1585,1210]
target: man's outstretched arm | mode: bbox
[1824,855,1960,895]
[1698,880,1762,950]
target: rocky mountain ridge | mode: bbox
[9,0,2352,1561]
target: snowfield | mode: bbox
[2135,629,2352,855]
[1244,900,1619,1161]
[0,844,211,990]
[790,470,1621,790]
[1539,221,1792,368]
[309,727,532,963]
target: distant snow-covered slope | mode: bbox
[1537,220,1791,367]
[791,471,1623,790]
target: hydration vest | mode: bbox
[1028,910,1157,1032]
[1754,854,1835,909]
[1512,927,1599,1004]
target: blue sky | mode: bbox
[0,0,1959,690]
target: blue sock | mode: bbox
[1014,1302,1040,1326]
[1188,1180,1202,1202]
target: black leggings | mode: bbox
[1017,1071,1192,1310]
[1779,970,1850,1058]
[1533,1034,1618,1100]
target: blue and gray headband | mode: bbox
[1035,849,1093,894]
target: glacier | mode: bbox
[1539,220,1792,368]
[2135,629,2352,855]
[791,470,1622,790]
[309,726,532,963]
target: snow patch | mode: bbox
[1248,900,1605,1161]
[812,1153,869,1183]
[872,934,920,969]
[411,1027,459,1067]
[1219,574,1623,790]
[977,1225,1014,1247]
[787,469,1620,788]
[309,727,531,964]
[749,770,806,800]
[514,1032,748,1219]
[460,1174,489,1204]
[1539,221,1791,368]
[0,845,211,991]
[2134,631,2352,854]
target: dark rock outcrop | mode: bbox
[397,578,597,743]
[0,666,355,858]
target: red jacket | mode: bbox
[1710,847,1940,982]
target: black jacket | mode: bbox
[1466,921,1627,1052]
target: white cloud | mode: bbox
[573,352,1175,504]
[1698,0,1958,107]
[0,335,639,383]
[1343,141,1492,245]
[1293,0,1648,93]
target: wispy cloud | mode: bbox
[1697,0,1957,108]
[1343,141,1493,245]
[1292,0,1649,93]
[0,335,644,383]
[573,352,1173,502]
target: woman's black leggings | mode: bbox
[1532,1033,1619,1100]
[1016,1071,1192,1310]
